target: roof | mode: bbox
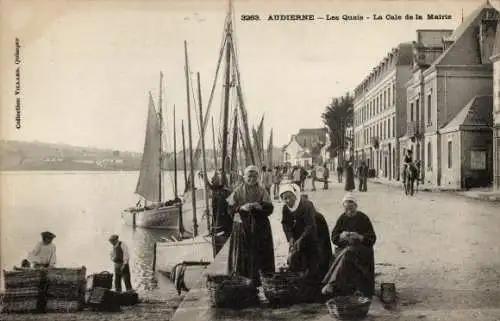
[433,2,496,66]
[439,95,493,133]
[491,21,500,60]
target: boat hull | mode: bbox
[121,204,182,229]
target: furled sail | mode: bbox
[135,92,162,202]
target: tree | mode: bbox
[321,92,353,165]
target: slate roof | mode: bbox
[491,20,500,60]
[433,2,495,66]
[439,95,493,133]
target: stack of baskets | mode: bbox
[45,267,87,312]
[326,295,371,320]
[206,274,257,309]
[1,269,45,313]
[260,271,321,306]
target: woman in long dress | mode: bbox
[344,162,355,191]
[226,165,275,286]
[322,194,376,298]
[280,184,333,281]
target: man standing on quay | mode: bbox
[109,234,133,292]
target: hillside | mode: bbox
[0,140,283,171]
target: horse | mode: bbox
[402,164,418,196]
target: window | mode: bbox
[388,118,391,138]
[470,150,487,170]
[392,116,395,137]
[427,142,432,169]
[383,91,387,110]
[388,87,391,107]
[416,98,420,122]
[447,141,452,168]
[410,103,414,121]
[427,94,432,125]
[393,84,396,104]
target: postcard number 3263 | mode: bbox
[241,14,260,21]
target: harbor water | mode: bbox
[0,170,208,298]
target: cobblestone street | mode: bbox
[305,179,500,320]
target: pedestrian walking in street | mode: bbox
[109,234,133,292]
[300,166,308,191]
[272,166,283,200]
[261,166,273,195]
[310,166,317,191]
[205,174,232,240]
[321,194,376,298]
[292,165,301,187]
[322,164,330,190]
[280,184,332,281]
[226,165,275,286]
[357,161,368,192]
[336,163,343,183]
[344,162,355,192]
[28,231,57,268]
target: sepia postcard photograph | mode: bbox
[1,0,500,320]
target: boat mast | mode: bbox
[221,25,232,186]
[158,71,164,203]
[173,104,178,198]
[184,41,198,237]
[181,120,188,194]
[197,72,212,239]
[211,116,218,171]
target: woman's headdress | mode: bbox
[280,183,301,212]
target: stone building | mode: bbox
[282,128,328,167]
[490,20,500,191]
[353,43,414,180]
[401,2,498,189]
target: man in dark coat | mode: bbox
[357,161,368,192]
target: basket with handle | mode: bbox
[205,273,257,309]
[326,293,371,320]
[260,270,320,305]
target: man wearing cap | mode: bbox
[28,231,57,268]
[109,235,133,292]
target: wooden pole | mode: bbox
[158,72,164,203]
[181,121,188,194]
[197,72,211,237]
[173,105,178,198]
[211,117,218,171]
[184,41,198,237]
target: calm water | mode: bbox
[0,171,207,296]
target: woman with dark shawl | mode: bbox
[226,165,275,286]
[344,162,355,191]
[322,194,376,298]
[280,184,333,281]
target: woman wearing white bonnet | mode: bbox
[225,165,275,286]
[321,193,377,299]
[280,184,333,282]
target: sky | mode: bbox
[0,0,493,152]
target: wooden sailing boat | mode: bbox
[122,73,183,230]
[153,0,260,290]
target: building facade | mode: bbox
[353,43,414,181]
[401,3,498,189]
[282,128,328,167]
[491,21,500,191]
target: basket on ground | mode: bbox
[205,274,257,308]
[260,271,321,305]
[3,270,44,289]
[326,295,371,320]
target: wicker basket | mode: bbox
[326,295,371,320]
[46,299,82,312]
[206,274,257,309]
[1,299,40,313]
[46,267,86,284]
[3,270,44,289]
[260,271,320,305]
